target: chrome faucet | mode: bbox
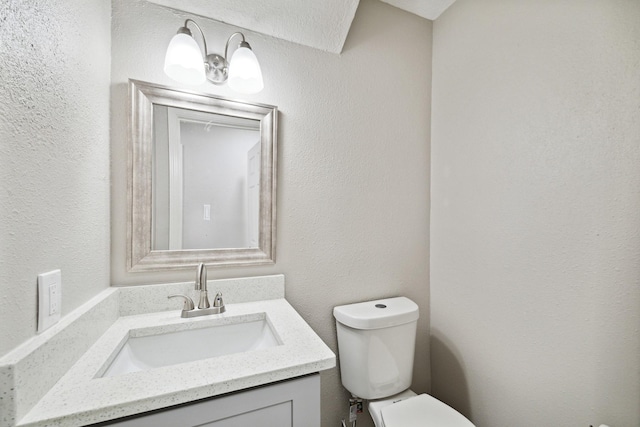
[195,262,210,309]
[168,263,226,318]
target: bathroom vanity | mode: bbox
[102,374,319,426]
[0,275,334,427]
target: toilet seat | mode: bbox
[380,394,474,427]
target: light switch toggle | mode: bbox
[38,269,61,333]
[49,283,59,315]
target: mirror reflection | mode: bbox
[152,106,261,250]
[128,79,277,271]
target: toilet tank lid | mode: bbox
[333,297,419,330]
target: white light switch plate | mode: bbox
[37,269,61,333]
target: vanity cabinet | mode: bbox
[99,374,320,427]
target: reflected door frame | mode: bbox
[166,107,185,250]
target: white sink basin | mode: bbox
[101,315,281,377]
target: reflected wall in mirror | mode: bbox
[128,79,277,271]
[152,106,261,250]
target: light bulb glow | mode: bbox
[164,33,206,85]
[228,46,264,94]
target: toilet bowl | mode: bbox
[334,297,475,427]
[369,390,473,427]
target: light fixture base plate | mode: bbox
[205,53,228,85]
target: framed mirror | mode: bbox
[128,79,277,271]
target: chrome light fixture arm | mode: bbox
[183,26,252,86]
[165,19,263,93]
[224,32,249,60]
[182,19,208,55]
[208,31,252,86]
[179,19,227,85]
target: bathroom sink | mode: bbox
[101,316,281,377]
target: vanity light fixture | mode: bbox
[164,19,264,94]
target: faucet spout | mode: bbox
[196,263,207,291]
[195,263,210,309]
[167,264,224,318]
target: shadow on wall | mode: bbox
[430,330,472,420]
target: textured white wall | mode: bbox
[431,1,640,426]
[110,0,431,426]
[0,1,111,356]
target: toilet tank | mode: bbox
[333,297,419,400]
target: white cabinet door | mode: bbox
[100,374,320,427]
[200,401,291,427]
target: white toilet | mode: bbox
[334,296,474,427]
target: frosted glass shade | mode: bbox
[227,46,264,94]
[164,33,206,85]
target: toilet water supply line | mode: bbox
[341,397,363,427]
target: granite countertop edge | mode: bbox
[17,299,336,427]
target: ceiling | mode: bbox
[146,0,456,54]
[380,0,457,20]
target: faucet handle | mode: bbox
[168,294,195,311]
[213,292,225,312]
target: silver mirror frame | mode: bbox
[127,79,277,271]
